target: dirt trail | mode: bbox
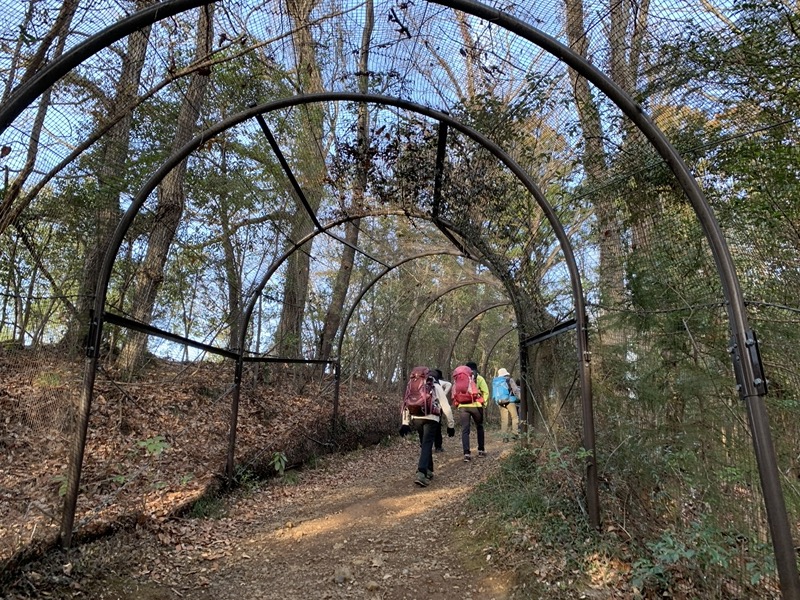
[11,434,516,600]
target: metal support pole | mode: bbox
[731,330,799,597]
[578,314,600,529]
[225,358,243,481]
[60,312,102,547]
[333,361,341,442]
[518,340,529,437]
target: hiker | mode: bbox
[432,368,451,453]
[399,366,456,487]
[492,367,521,442]
[451,361,489,461]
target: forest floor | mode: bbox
[6,428,613,600]
[4,348,785,599]
[2,433,588,600]
[0,348,626,599]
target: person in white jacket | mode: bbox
[432,368,451,453]
[400,368,455,487]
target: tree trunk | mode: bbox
[0,0,78,235]
[64,0,155,353]
[317,220,359,362]
[564,0,623,310]
[218,141,243,350]
[274,0,327,359]
[117,5,214,374]
[316,0,373,367]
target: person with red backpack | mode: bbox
[451,361,489,462]
[399,366,455,487]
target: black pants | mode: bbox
[412,418,438,474]
[434,419,443,450]
[459,407,485,455]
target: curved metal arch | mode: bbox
[401,278,499,381]
[0,0,765,331]
[0,0,751,330]
[482,325,516,377]
[223,208,410,479]
[444,301,513,371]
[62,91,599,544]
[236,208,409,354]
[333,249,471,367]
[0,0,202,133]
[19,3,791,579]
[0,2,761,414]
[3,0,638,538]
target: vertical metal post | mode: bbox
[732,330,800,598]
[577,313,600,529]
[60,312,101,547]
[518,341,529,438]
[226,358,243,480]
[332,361,341,442]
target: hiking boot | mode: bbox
[463,453,472,462]
[434,447,444,453]
[478,450,487,458]
[426,470,434,480]
[415,471,430,487]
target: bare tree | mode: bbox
[64,0,156,353]
[316,0,374,366]
[564,0,653,310]
[117,5,215,373]
[273,0,328,358]
[563,0,620,307]
[0,0,79,234]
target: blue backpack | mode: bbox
[492,375,515,405]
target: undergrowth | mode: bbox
[473,443,783,599]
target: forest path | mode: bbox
[22,432,517,600]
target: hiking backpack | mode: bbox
[451,365,482,407]
[492,375,514,405]
[403,366,440,417]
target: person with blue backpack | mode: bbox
[492,367,521,442]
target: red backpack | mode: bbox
[403,367,440,416]
[451,365,482,407]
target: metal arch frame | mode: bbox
[333,248,472,367]
[0,0,207,133]
[444,301,513,370]
[447,300,514,369]
[482,325,517,378]
[223,208,407,481]
[0,0,765,368]
[3,0,592,544]
[7,0,790,584]
[401,278,499,381]
[58,92,600,543]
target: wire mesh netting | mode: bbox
[1,0,799,596]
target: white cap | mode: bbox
[497,368,509,377]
